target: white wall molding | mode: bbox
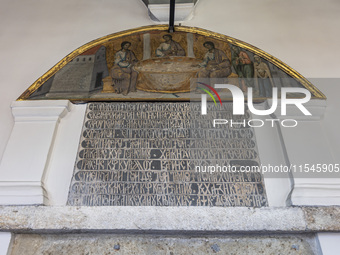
[252,99,340,206]
[0,100,72,205]
[11,100,72,122]
[269,99,340,206]
[250,104,292,207]
[42,104,87,205]
[292,181,340,206]
[269,98,327,121]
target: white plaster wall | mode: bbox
[318,233,340,255]
[186,0,340,78]
[0,232,11,255]
[0,0,339,253]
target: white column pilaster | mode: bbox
[273,99,340,206]
[250,102,292,207]
[0,100,72,205]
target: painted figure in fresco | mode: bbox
[197,41,232,82]
[231,45,254,91]
[254,55,274,97]
[111,41,138,96]
[156,34,186,57]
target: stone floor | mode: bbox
[9,234,319,255]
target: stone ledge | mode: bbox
[304,207,340,231]
[0,206,339,234]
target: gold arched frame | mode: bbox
[17,25,326,101]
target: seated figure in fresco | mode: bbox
[155,34,186,57]
[254,55,274,97]
[111,41,138,96]
[197,41,232,81]
[231,45,254,91]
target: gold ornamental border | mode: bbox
[17,25,326,101]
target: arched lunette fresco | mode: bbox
[18,25,326,101]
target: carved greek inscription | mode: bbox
[67,103,267,207]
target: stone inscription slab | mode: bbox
[67,103,267,207]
